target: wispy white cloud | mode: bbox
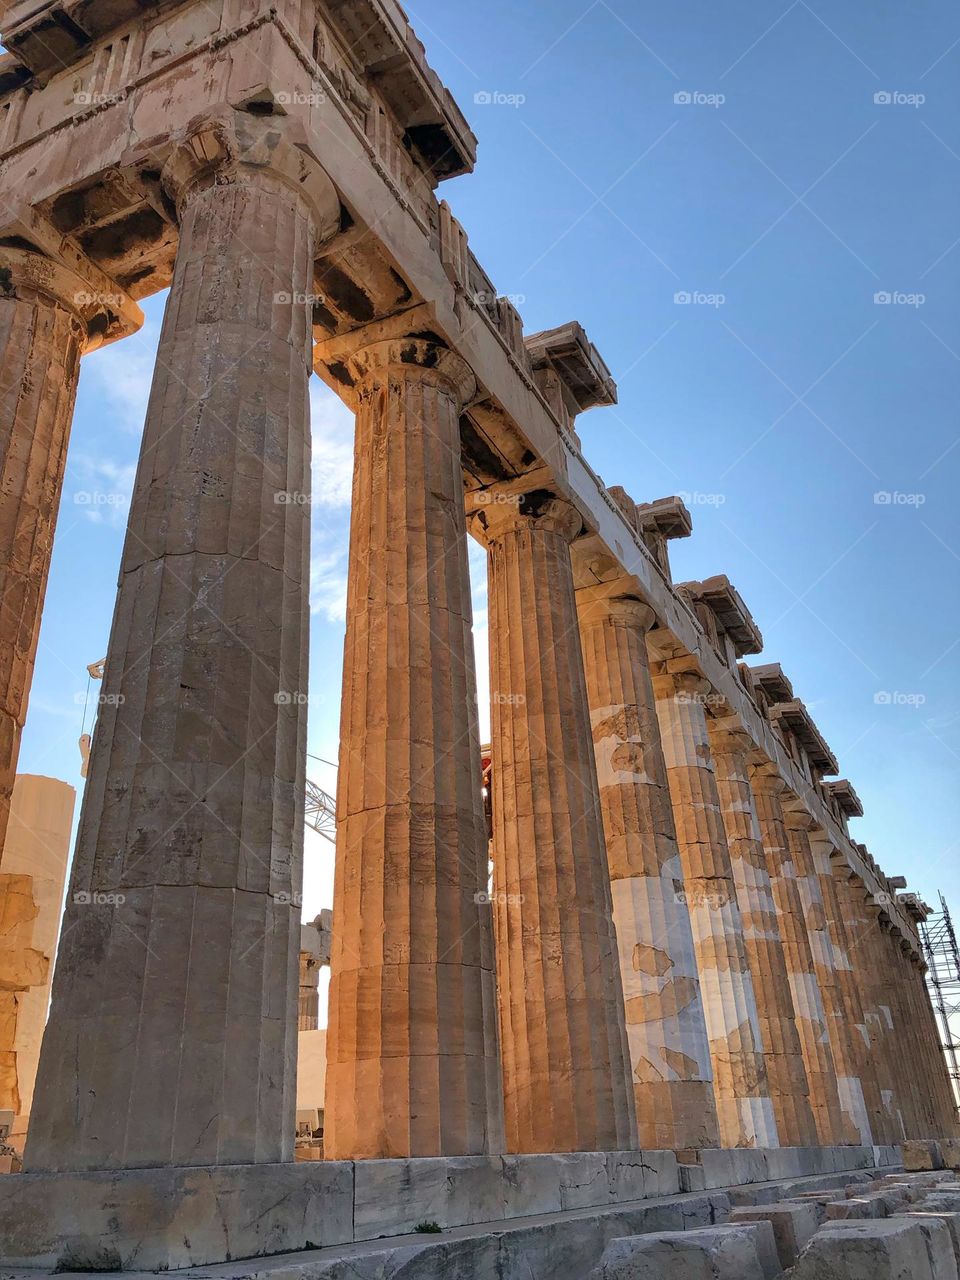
[310,382,355,508]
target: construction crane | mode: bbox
[919,892,960,1110]
[80,659,338,842]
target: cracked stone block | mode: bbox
[791,1217,956,1280]
[729,1201,820,1268]
[940,1141,960,1171]
[588,1222,775,1280]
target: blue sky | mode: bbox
[18,0,960,989]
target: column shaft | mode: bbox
[810,837,891,1143]
[476,497,637,1153]
[710,729,818,1146]
[0,258,84,855]
[784,818,873,1145]
[653,670,779,1149]
[26,117,336,1171]
[751,767,847,1145]
[578,590,720,1153]
[325,340,503,1159]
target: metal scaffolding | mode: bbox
[919,892,960,1108]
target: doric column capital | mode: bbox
[576,581,656,632]
[783,806,817,833]
[161,108,340,242]
[346,338,477,410]
[748,759,787,796]
[468,491,583,546]
[651,667,711,703]
[708,722,754,758]
[0,247,138,353]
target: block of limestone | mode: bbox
[791,1217,958,1280]
[729,1201,821,1268]
[906,1211,960,1265]
[588,1222,778,1280]
[940,1141,960,1172]
[904,1141,944,1172]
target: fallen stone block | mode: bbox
[906,1209,960,1265]
[940,1140,960,1172]
[790,1217,955,1280]
[918,1192,960,1213]
[729,1201,820,1269]
[903,1140,944,1172]
[589,1222,775,1280]
[826,1197,888,1220]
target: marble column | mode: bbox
[709,726,818,1146]
[751,764,846,1146]
[471,496,636,1154]
[25,112,340,1172]
[834,870,911,1141]
[652,669,779,1150]
[577,585,720,1153]
[324,338,504,1160]
[878,922,932,1136]
[783,814,873,1146]
[905,952,959,1136]
[808,833,891,1144]
[0,252,98,857]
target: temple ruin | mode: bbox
[0,0,957,1276]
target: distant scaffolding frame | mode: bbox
[919,892,960,1112]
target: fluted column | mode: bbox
[904,951,959,1136]
[878,921,933,1135]
[25,112,340,1172]
[325,338,503,1160]
[837,874,912,1139]
[652,669,779,1149]
[783,813,873,1146]
[897,947,944,1136]
[808,833,891,1143]
[577,586,719,1153]
[0,252,116,857]
[710,726,818,1146]
[471,496,636,1154]
[751,764,846,1145]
